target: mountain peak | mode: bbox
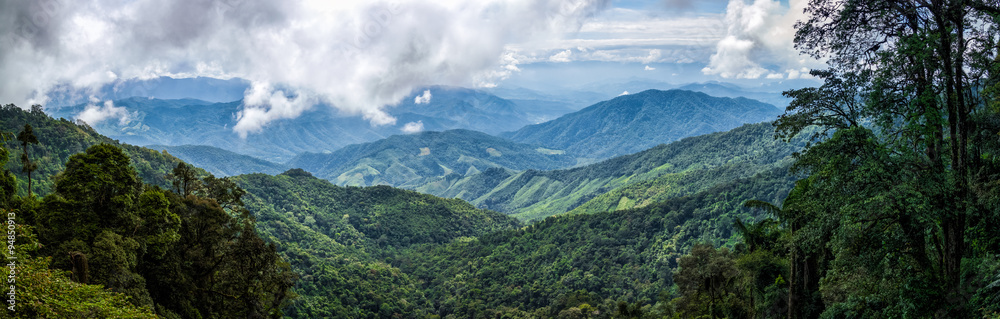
[505,90,782,159]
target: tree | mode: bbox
[38,144,180,308]
[16,124,39,197]
[778,0,1000,316]
[673,244,742,318]
[0,133,17,208]
[169,162,201,196]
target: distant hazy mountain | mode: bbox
[393,86,533,135]
[150,145,288,177]
[486,85,609,110]
[46,77,251,107]
[503,89,783,160]
[287,129,577,188]
[576,78,675,97]
[47,98,399,163]
[677,82,792,109]
[48,86,542,162]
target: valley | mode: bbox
[3,1,999,316]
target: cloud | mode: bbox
[644,65,656,71]
[401,120,424,133]
[76,98,129,126]
[0,0,611,133]
[414,90,432,104]
[619,90,629,96]
[701,0,820,79]
[233,82,318,137]
[549,49,573,62]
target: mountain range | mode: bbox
[417,122,806,221]
[503,89,783,160]
[47,86,582,163]
[288,129,578,188]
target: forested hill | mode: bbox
[392,165,798,317]
[150,144,289,177]
[503,89,782,159]
[287,129,578,188]
[232,169,522,317]
[418,122,807,221]
[0,104,205,196]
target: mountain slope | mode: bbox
[503,89,782,159]
[417,122,806,221]
[150,144,289,176]
[0,104,205,195]
[288,129,578,188]
[395,165,797,317]
[234,169,521,317]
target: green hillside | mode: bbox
[393,166,797,317]
[232,169,521,317]
[288,129,577,188]
[419,122,806,221]
[0,104,205,196]
[150,144,289,176]
[503,89,782,159]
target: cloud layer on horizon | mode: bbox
[0,0,610,136]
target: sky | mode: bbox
[0,0,821,136]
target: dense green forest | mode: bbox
[0,104,206,196]
[289,129,578,188]
[418,122,807,221]
[0,111,296,317]
[2,0,999,317]
[232,170,522,317]
[503,89,782,159]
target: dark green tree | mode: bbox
[0,132,16,208]
[673,244,743,318]
[16,123,39,197]
[38,144,180,307]
[169,162,201,196]
[776,0,1000,316]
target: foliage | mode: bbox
[0,104,206,196]
[752,1,1000,317]
[393,166,796,317]
[421,122,805,221]
[1,139,298,318]
[234,169,522,317]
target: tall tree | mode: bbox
[169,162,200,196]
[16,124,39,197]
[778,0,1000,316]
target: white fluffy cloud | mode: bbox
[76,98,129,126]
[0,0,610,136]
[549,50,573,62]
[701,0,820,79]
[401,121,424,133]
[644,65,656,71]
[413,90,432,104]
